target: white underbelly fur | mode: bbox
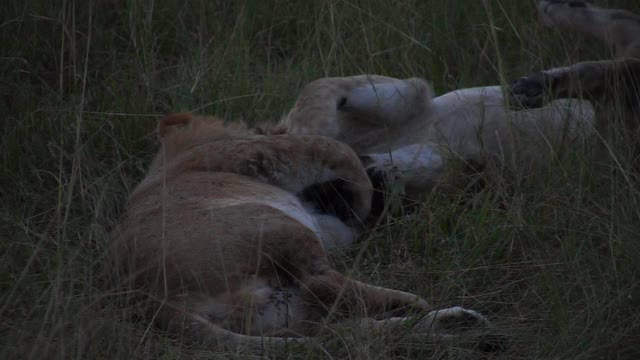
[205,193,356,250]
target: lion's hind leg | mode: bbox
[161,307,302,352]
[155,282,312,352]
[300,270,430,319]
[155,277,500,353]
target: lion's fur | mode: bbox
[282,75,434,154]
[148,112,252,172]
[281,75,595,200]
[112,113,493,351]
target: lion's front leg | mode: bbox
[508,71,555,109]
[509,61,610,109]
[509,59,639,109]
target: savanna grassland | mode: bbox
[2,0,640,359]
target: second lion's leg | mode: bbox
[510,60,613,109]
[510,59,640,108]
[510,59,640,135]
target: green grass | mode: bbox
[2,0,640,358]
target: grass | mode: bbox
[1,0,640,358]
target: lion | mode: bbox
[280,74,595,202]
[112,112,494,352]
[509,1,640,133]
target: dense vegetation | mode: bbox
[2,0,639,358]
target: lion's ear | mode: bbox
[158,112,193,138]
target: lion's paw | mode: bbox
[414,307,507,352]
[414,306,490,334]
[362,160,405,215]
[508,73,551,109]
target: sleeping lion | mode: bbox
[280,75,595,202]
[279,1,639,204]
[112,113,494,352]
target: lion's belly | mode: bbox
[429,87,594,163]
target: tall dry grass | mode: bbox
[1,0,639,358]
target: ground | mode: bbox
[1,0,640,359]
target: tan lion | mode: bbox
[510,1,640,133]
[281,73,595,202]
[112,113,494,352]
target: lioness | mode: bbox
[281,74,595,201]
[510,1,640,131]
[112,113,492,351]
